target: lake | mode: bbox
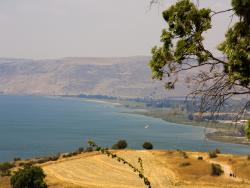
[0,95,249,162]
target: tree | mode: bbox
[150,0,250,117]
[112,140,128,149]
[142,142,153,150]
[11,165,47,188]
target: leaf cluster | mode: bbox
[11,165,47,188]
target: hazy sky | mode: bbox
[0,0,234,59]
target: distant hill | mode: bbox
[0,56,189,98]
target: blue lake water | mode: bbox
[0,95,249,161]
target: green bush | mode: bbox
[11,165,47,188]
[211,163,223,176]
[182,152,188,159]
[13,157,21,162]
[36,153,60,164]
[247,155,250,160]
[179,162,191,167]
[78,147,84,153]
[209,151,217,158]
[214,148,221,154]
[142,142,153,150]
[0,162,15,176]
[244,119,250,141]
[197,156,203,160]
[85,147,93,152]
[112,140,127,149]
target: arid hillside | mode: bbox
[0,57,188,98]
[42,150,250,188]
[1,150,250,188]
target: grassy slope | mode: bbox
[41,150,250,188]
[2,150,250,188]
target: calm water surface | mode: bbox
[0,95,249,161]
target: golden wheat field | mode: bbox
[1,150,250,188]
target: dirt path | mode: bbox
[190,152,250,184]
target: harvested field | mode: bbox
[41,150,250,188]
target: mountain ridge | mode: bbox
[0,56,188,98]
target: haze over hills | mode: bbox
[0,56,189,98]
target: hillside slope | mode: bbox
[41,150,250,188]
[0,57,188,98]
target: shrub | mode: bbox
[209,151,217,158]
[247,155,250,160]
[0,162,15,176]
[49,154,60,161]
[62,153,72,158]
[19,162,26,167]
[36,153,60,164]
[211,163,223,176]
[214,148,221,154]
[78,147,84,153]
[182,152,188,159]
[142,142,153,150]
[197,156,203,160]
[14,157,21,161]
[112,140,127,150]
[37,158,50,164]
[11,165,47,188]
[179,162,191,167]
[71,151,79,156]
[86,147,93,152]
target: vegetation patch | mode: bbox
[112,140,128,149]
[209,151,218,158]
[0,162,15,177]
[179,162,191,167]
[142,142,153,150]
[211,163,223,176]
[11,165,47,188]
[197,156,203,160]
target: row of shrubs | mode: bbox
[112,140,153,150]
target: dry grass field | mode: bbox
[42,150,250,188]
[1,150,250,188]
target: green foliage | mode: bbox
[0,162,15,176]
[85,146,93,152]
[211,163,224,176]
[112,140,128,149]
[179,162,191,167]
[150,0,250,114]
[214,148,221,154]
[78,147,84,153]
[13,158,21,162]
[197,156,203,160]
[142,142,153,150]
[150,0,211,83]
[209,151,218,158]
[88,140,151,188]
[11,165,47,188]
[247,155,250,160]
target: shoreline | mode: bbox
[130,108,250,146]
[59,96,250,146]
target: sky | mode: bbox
[0,0,234,59]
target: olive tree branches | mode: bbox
[150,0,250,119]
